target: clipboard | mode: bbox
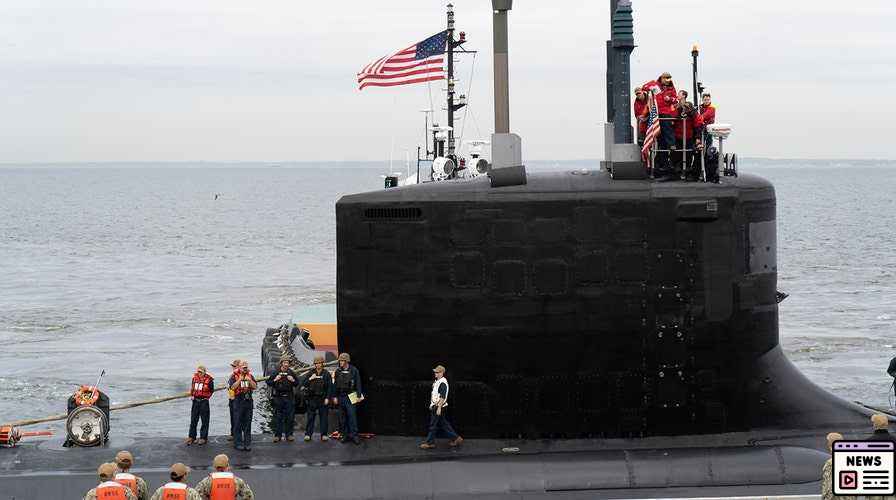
[348,392,362,405]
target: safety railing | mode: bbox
[642,116,706,182]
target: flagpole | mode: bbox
[447,3,456,157]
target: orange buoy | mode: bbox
[73,385,100,407]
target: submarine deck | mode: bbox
[0,425,870,499]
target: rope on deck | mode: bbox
[3,361,337,428]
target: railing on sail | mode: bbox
[644,116,706,182]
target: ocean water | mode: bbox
[0,160,894,440]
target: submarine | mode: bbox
[0,1,885,499]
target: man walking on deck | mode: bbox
[268,358,299,442]
[229,361,257,451]
[84,463,137,500]
[334,352,363,444]
[186,365,213,445]
[114,450,148,500]
[420,365,463,449]
[195,454,254,500]
[302,355,333,442]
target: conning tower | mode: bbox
[335,1,867,438]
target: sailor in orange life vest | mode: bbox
[228,361,257,451]
[83,462,137,500]
[186,365,214,445]
[114,450,149,500]
[149,463,201,500]
[194,454,254,500]
[226,359,240,441]
[419,365,463,449]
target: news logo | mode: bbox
[832,441,895,495]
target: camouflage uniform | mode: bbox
[148,485,202,500]
[119,475,150,500]
[83,484,137,500]
[822,458,857,500]
[195,474,255,500]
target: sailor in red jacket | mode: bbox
[673,102,705,179]
[186,365,214,445]
[633,86,649,145]
[699,92,716,147]
[642,72,678,172]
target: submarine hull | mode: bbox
[335,170,869,438]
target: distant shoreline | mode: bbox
[1,158,895,169]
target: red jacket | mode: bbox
[643,79,678,115]
[674,112,704,141]
[190,373,214,399]
[633,99,649,135]
[700,104,716,126]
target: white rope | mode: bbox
[457,52,477,156]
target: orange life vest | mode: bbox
[191,373,214,399]
[96,481,128,500]
[114,472,138,496]
[209,471,236,500]
[74,385,100,406]
[161,482,188,500]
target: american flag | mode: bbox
[357,31,447,90]
[640,93,660,165]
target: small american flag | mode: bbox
[357,31,447,90]
[641,93,660,165]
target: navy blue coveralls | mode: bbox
[333,363,363,441]
[229,373,256,449]
[301,368,333,438]
[268,368,299,439]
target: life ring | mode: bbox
[73,386,100,406]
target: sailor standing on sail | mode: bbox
[419,365,463,449]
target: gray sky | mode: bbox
[0,0,893,162]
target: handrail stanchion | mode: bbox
[682,116,687,180]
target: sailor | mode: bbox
[821,432,856,500]
[194,454,254,500]
[149,463,201,500]
[419,365,463,449]
[333,352,363,444]
[228,361,257,451]
[633,86,649,147]
[84,462,137,500]
[267,358,299,442]
[642,72,678,173]
[186,365,214,445]
[865,413,896,442]
[301,355,333,442]
[227,359,240,441]
[673,102,705,180]
[114,450,149,500]
[699,92,716,148]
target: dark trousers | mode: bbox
[655,115,677,172]
[228,399,235,437]
[233,397,253,448]
[337,395,358,438]
[424,408,459,443]
[305,400,329,437]
[189,398,210,440]
[272,395,295,438]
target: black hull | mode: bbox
[335,170,870,438]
